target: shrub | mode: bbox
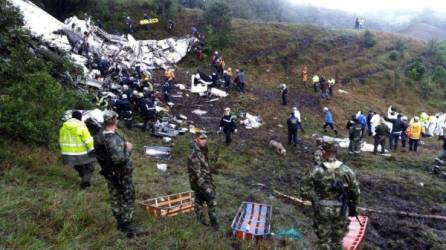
[389,50,399,61]
[363,30,376,48]
[204,1,232,33]
[432,65,446,87]
[406,58,425,81]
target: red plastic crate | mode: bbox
[343,216,368,250]
[231,202,272,240]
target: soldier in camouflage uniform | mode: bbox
[187,132,219,231]
[301,142,360,250]
[313,137,323,165]
[94,110,145,237]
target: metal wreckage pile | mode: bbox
[10,0,263,156]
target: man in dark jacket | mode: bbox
[139,96,156,133]
[287,112,300,146]
[373,120,390,154]
[384,114,406,150]
[281,84,288,106]
[219,108,237,145]
[367,110,374,136]
[348,118,363,155]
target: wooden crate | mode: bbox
[138,191,195,217]
[231,202,272,240]
[343,216,368,250]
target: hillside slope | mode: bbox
[1,4,446,250]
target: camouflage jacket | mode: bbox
[187,142,214,192]
[300,160,360,207]
[94,128,132,173]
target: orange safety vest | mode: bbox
[406,122,423,140]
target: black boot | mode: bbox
[116,218,124,231]
[210,217,219,232]
[121,222,145,238]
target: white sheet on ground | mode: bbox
[322,136,389,153]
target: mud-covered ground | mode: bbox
[147,68,446,249]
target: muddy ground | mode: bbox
[145,68,446,249]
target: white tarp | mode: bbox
[322,136,389,153]
[9,0,196,76]
[242,113,262,129]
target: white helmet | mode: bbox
[224,107,230,112]
[292,107,298,111]
[323,107,329,112]
[122,94,128,99]
[281,83,287,89]
[123,84,129,90]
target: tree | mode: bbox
[406,58,426,81]
[204,1,232,33]
[432,65,446,87]
[363,30,376,48]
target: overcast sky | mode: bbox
[289,0,446,13]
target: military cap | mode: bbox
[103,110,119,123]
[195,131,208,139]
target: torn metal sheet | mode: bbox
[156,163,168,171]
[144,146,172,159]
[9,0,197,79]
[210,88,228,98]
[63,109,105,123]
[192,109,208,116]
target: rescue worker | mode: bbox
[292,107,304,131]
[211,51,220,74]
[163,80,171,103]
[323,107,338,135]
[93,110,145,237]
[223,68,232,91]
[287,112,300,147]
[313,137,323,165]
[384,114,406,150]
[300,142,360,250]
[210,72,219,88]
[401,116,409,148]
[281,84,288,106]
[143,13,150,31]
[407,117,424,152]
[356,111,367,138]
[320,77,329,99]
[301,66,309,84]
[328,77,336,97]
[114,94,133,129]
[59,111,95,189]
[239,69,246,92]
[434,125,446,165]
[312,74,320,93]
[164,68,175,85]
[366,110,374,136]
[373,119,389,154]
[139,96,157,133]
[126,16,135,33]
[219,108,237,145]
[187,132,219,231]
[348,118,363,155]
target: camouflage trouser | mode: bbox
[194,188,218,226]
[105,172,135,224]
[313,205,348,250]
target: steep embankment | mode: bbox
[1,5,446,250]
